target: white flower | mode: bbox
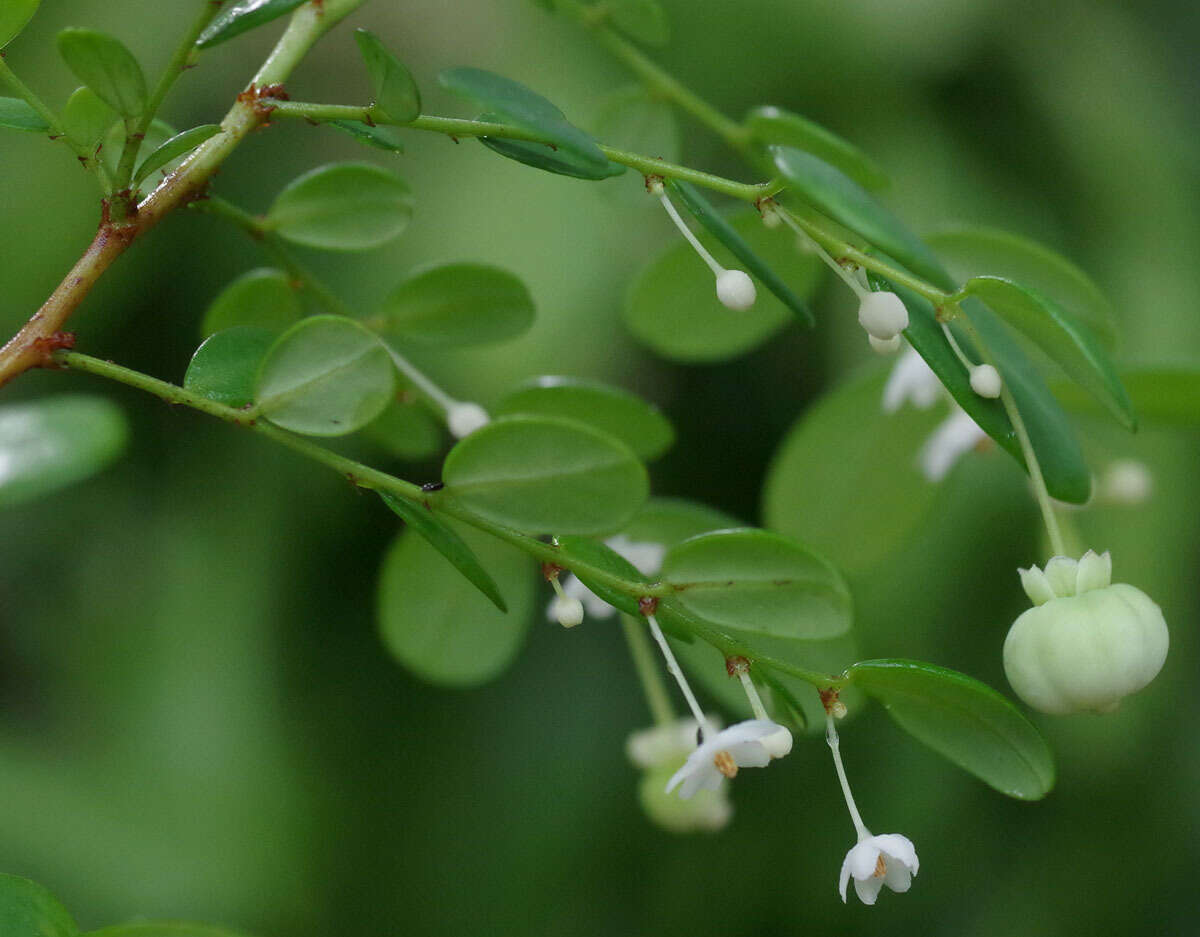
[857,291,909,340]
[918,406,987,481]
[839,833,919,905]
[549,594,584,628]
[969,363,1002,398]
[447,401,489,438]
[665,719,790,799]
[1097,459,1153,505]
[626,717,722,769]
[882,346,941,412]
[551,535,667,622]
[715,269,757,310]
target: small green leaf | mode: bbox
[266,162,413,251]
[0,873,78,937]
[442,415,649,535]
[60,87,115,147]
[556,535,647,618]
[478,131,625,180]
[0,0,41,50]
[626,208,822,361]
[56,28,146,118]
[133,123,221,186]
[661,528,852,640]
[256,315,396,436]
[200,268,302,337]
[591,84,679,163]
[196,0,307,48]
[1054,363,1200,428]
[363,394,443,460]
[353,29,420,122]
[0,97,49,132]
[620,497,740,546]
[926,224,1117,349]
[848,659,1055,800]
[373,262,535,346]
[494,376,674,460]
[184,327,277,408]
[745,106,888,191]
[668,179,814,327]
[100,117,175,181]
[0,396,127,509]
[606,0,669,46]
[82,922,256,937]
[770,145,946,287]
[380,492,507,611]
[439,67,612,179]
[964,276,1135,430]
[378,522,534,686]
[764,365,946,576]
[328,120,405,152]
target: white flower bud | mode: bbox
[759,724,794,759]
[1003,551,1169,714]
[857,291,909,340]
[715,269,756,310]
[447,401,489,439]
[549,594,584,628]
[868,334,902,355]
[969,364,1002,398]
[760,205,782,229]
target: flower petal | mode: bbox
[854,874,885,905]
[1018,565,1055,606]
[1075,549,1112,594]
[1044,555,1079,598]
[728,740,771,768]
[848,841,881,880]
[883,346,941,413]
[918,408,985,481]
[872,833,919,875]
[839,851,854,902]
[883,860,912,893]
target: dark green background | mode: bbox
[1,1,1196,934]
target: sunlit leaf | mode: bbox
[494,375,674,460]
[626,208,822,361]
[745,105,887,190]
[373,262,535,346]
[0,873,78,937]
[378,522,534,686]
[184,327,277,408]
[255,315,395,436]
[133,123,222,186]
[848,659,1055,800]
[200,268,302,338]
[196,0,307,48]
[266,162,413,251]
[0,396,127,509]
[0,0,41,50]
[56,28,146,118]
[354,29,420,122]
[442,415,649,535]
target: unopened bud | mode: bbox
[868,334,902,355]
[716,269,756,310]
[447,401,489,439]
[857,291,909,340]
[550,595,584,628]
[969,364,1002,398]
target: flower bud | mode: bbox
[550,594,584,628]
[969,364,1002,398]
[857,291,909,340]
[868,334,902,355]
[715,269,756,310]
[1003,551,1168,714]
[447,401,489,439]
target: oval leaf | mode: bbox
[56,28,146,117]
[60,87,115,147]
[200,268,302,337]
[184,326,277,408]
[478,131,624,180]
[661,528,852,640]
[374,262,535,346]
[196,0,307,48]
[0,396,127,509]
[668,179,814,326]
[0,0,41,50]
[0,97,49,132]
[770,145,946,287]
[328,119,405,152]
[848,659,1055,800]
[494,375,674,460]
[255,315,395,436]
[266,162,413,251]
[926,224,1117,349]
[353,29,420,122]
[380,491,507,611]
[745,105,887,191]
[963,276,1135,430]
[378,522,534,686]
[442,415,649,535]
[626,207,821,361]
[133,123,222,186]
[0,874,77,937]
[439,67,612,179]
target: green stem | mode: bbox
[52,349,843,689]
[621,614,676,727]
[112,0,222,193]
[954,316,1066,557]
[0,55,113,189]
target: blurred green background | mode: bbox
[1,0,1198,934]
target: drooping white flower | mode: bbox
[551,536,667,622]
[627,718,733,833]
[839,833,920,905]
[882,346,942,412]
[665,718,791,799]
[918,406,987,482]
